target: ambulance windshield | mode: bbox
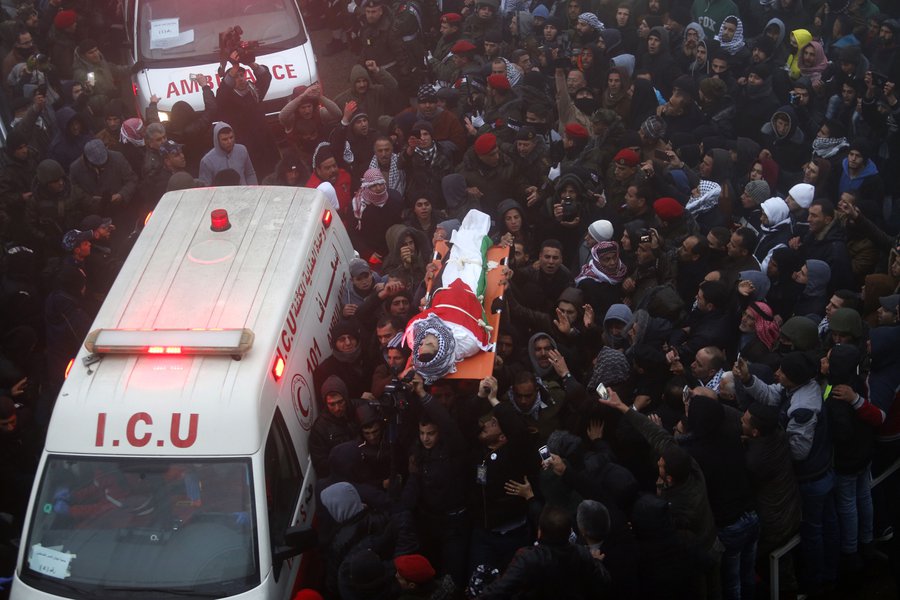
[21,456,258,598]
[137,0,305,63]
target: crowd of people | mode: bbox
[2,0,900,597]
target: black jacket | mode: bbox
[402,394,468,516]
[478,541,610,600]
[468,401,534,531]
[309,410,359,477]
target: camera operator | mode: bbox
[216,48,279,178]
[400,369,469,588]
[7,53,60,107]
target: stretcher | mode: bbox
[423,240,510,380]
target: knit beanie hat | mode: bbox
[640,115,667,140]
[743,180,770,206]
[588,219,614,242]
[788,183,815,209]
[320,375,349,399]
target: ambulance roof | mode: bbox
[47,186,350,457]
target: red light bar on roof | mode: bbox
[85,328,254,356]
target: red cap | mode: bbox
[653,197,684,221]
[487,73,510,90]
[441,12,462,23]
[451,40,477,54]
[54,9,77,30]
[474,133,497,155]
[394,554,436,584]
[613,148,640,167]
[564,122,589,139]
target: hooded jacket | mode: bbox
[68,145,138,214]
[791,259,830,318]
[198,121,257,185]
[785,28,812,79]
[760,105,807,175]
[640,27,680,96]
[336,64,399,124]
[47,107,93,172]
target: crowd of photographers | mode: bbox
[2,0,900,597]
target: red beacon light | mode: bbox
[64,358,74,379]
[210,209,231,232]
[322,209,332,228]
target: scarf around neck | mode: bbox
[812,136,849,158]
[575,241,628,285]
[368,152,406,196]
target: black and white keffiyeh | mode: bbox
[410,314,458,383]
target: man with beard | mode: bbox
[369,135,406,197]
[306,142,353,218]
[676,22,705,72]
[279,83,342,162]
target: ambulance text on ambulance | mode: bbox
[164,64,302,99]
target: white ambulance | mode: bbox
[11,186,354,599]
[122,0,319,120]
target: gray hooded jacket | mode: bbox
[199,121,257,185]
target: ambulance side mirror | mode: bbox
[273,526,318,576]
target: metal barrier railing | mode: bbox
[768,457,900,599]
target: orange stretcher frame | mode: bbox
[423,241,510,380]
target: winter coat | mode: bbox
[334,65,399,122]
[456,146,518,218]
[68,148,138,210]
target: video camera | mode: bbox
[380,369,417,413]
[219,26,261,66]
